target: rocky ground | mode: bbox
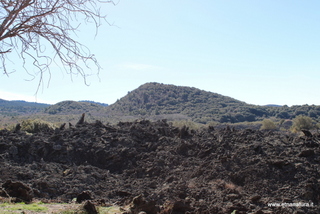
[0,119,319,213]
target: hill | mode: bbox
[1,83,320,126]
[0,99,49,116]
[105,82,320,124]
[44,100,107,115]
[106,82,247,123]
[0,100,108,129]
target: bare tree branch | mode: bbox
[0,0,115,90]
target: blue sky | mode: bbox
[1,0,320,106]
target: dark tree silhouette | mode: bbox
[0,0,115,89]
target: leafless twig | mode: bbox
[0,0,115,91]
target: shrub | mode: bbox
[21,119,56,133]
[206,121,218,127]
[260,119,277,130]
[290,115,314,132]
[172,120,202,130]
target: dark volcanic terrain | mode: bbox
[0,119,319,213]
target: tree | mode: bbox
[0,0,115,89]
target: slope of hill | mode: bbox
[105,83,320,124]
[0,99,50,116]
[44,100,107,115]
[106,83,266,123]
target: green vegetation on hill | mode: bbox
[79,100,109,107]
[106,82,320,124]
[1,83,320,127]
[106,82,249,123]
[0,99,49,116]
[44,100,106,115]
[0,100,109,129]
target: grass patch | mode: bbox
[0,202,125,214]
[0,202,48,212]
[52,204,123,214]
[99,205,123,214]
[58,210,87,214]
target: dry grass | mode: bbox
[209,179,242,192]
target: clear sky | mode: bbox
[1,0,320,106]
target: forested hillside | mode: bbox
[1,83,320,127]
[106,82,320,124]
[0,99,49,116]
[44,100,107,115]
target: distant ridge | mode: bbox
[264,104,282,107]
[44,100,107,115]
[79,100,108,107]
[0,98,49,116]
[0,98,50,107]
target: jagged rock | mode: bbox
[82,200,98,214]
[128,195,159,214]
[250,195,261,202]
[0,120,319,213]
[14,123,21,132]
[161,200,193,214]
[298,149,315,157]
[301,129,313,137]
[178,125,190,139]
[59,123,66,130]
[76,113,85,126]
[1,180,33,203]
[76,191,92,203]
